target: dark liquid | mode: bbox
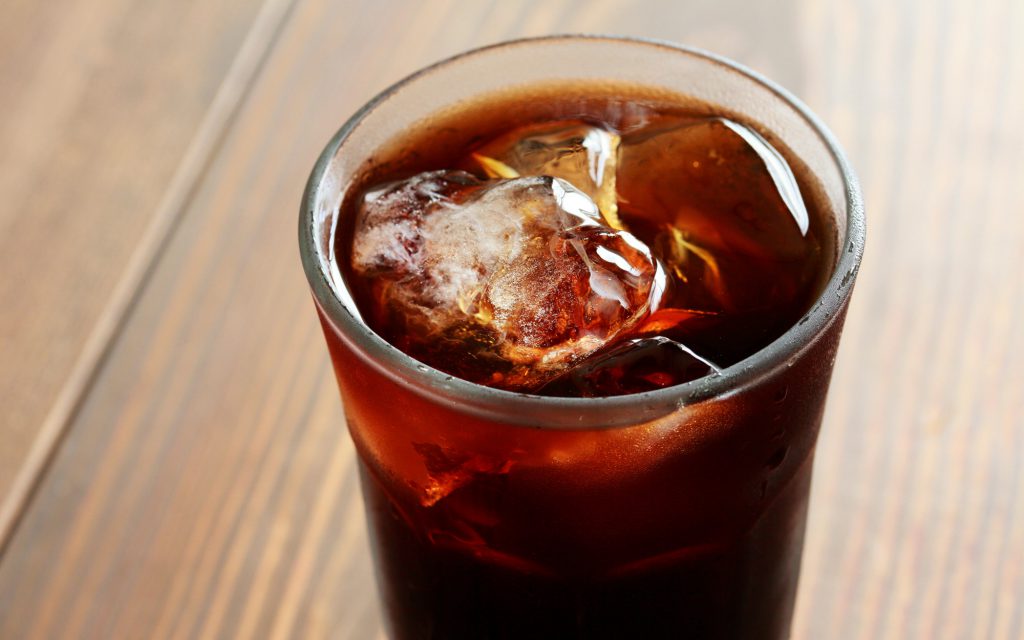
[356,442,814,640]
[341,86,834,396]
[326,85,839,639]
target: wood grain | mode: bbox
[0,0,1022,638]
[0,0,286,528]
[793,1,1024,639]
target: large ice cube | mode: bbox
[351,171,665,391]
[617,116,818,315]
[468,121,623,229]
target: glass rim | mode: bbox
[299,34,866,429]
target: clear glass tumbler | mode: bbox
[299,35,864,640]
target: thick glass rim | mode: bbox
[299,34,865,428]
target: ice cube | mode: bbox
[468,121,623,230]
[351,171,665,391]
[351,170,485,276]
[411,442,514,507]
[539,336,721,397]
[617,116,817,316]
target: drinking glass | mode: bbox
[299,35,864,640]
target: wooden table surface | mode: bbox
[1,0,1021,638]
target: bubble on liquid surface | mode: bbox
[351,171,665,391]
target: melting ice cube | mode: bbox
[469,121,624,229]
[351,171,665,391]
[539,336,721,398]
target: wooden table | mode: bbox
[1,0,1021,637]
